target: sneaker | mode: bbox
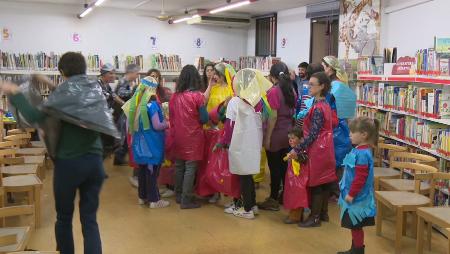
[138,198,146,205]
[129,176,138,188]
[224,200,235,208]
[161,189,175,198]
[224,203,240,214]
[208,193,221,204]
[149,200,170,209]
[252,205,259,215]
[257,197,280,211]
[232,207,255,219]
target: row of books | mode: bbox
[357,56,384,75]
[0,74,63,99]
[359,107,450,157]
[238,56,281,72]
[113,55,144,72]
[150,54,182,72]
[415,48,450,76]
[0,51,104,72]
[356,83,450,119]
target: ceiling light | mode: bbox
[172,14,200,24]
[94,0,107,7]
[78,7,93,18]
[209,0,251,14]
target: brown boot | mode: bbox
[283,208,303,224]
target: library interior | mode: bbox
[0,0,450,254]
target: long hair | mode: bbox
[202,63,215,91]
[147,68,167,102]
[176,65,201,93]
[306,63,325,80]
[269,62,296,108]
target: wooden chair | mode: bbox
[6,129,35,136]
[0,143,40,179]
[375,173,433,254]
[379,161,438,194]
[0,205,35,254]
[373,144,407,190]
[374,143,407,167]
[3,135,31,148]
[0,150,42,228]
[415,172,450,254]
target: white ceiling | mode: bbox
[4,0,327,16]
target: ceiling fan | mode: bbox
[134,0,171,21]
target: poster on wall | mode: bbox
[338,0,381,60]
[194,38,204,48]
[150,36,158,50]
[281,38,287,48]
[72,33,82,43]
[2,28,12,41]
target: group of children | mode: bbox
[123,56,379,254]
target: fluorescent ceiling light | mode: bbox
[79,7,93,18]
[210,0,251,14]
[94,0,107,6]
[173,14,200,24]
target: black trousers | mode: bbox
[310,182,333,217]
[266,148,290,200]
[240,175,256,212]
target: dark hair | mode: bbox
[58,52,86,77]
[202,63,215,91]
[176,65,201,93]
[321,60,337,81]
[310,72,331,96]
[298,62,309,69]
[147,68,167,102]
[349,117,380,146]
[269,62,296,108]
[306,63,324,80]
[288,127,303,139]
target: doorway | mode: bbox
[310,16,339,63]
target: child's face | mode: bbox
[288,134,302,148]
[350,131,368,145]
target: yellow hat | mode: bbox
[323,56,348,84]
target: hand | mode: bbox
[287,150,298,160]
[345,195,354,204]
[0,80,20,95]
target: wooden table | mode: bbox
[375,191,431,254]
[417,207,450,254]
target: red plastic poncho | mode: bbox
[303,100,337,187]
[283,160,310,210]
[169,91,206,161]
[195,130,219,197]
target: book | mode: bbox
[440,58,450,76]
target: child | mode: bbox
[283,127,309,224]
[123,77,170,208]
[169,65,209,209]
[337,116,379,254]
[217,68,272,219]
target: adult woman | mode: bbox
[147,68,172,103]
[203,62,235,115]
[202,63,215,92]
[321,56,356,198]
[289,72,337,228]
[258,62,296,211]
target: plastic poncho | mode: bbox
[283,159,309,210]
[302,100,337,187]
[169,91,206,161]
[339,147,376,225]
[228,69,272,175]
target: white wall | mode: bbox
[0,1,248,69]
[276,7,310,69]
[379,0,448,58]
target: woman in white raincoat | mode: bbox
[215,68,273,219]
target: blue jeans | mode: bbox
[54,153,105,254]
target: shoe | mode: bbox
[283,217,300,224]
[149,200,170,209]
[298,215,321,228]
[252,205,259,215]
[138,198,146,205]
[232,207,255,219]
[208,193,221,203]
[320,213,330,222]
[224,200,235,208]
[224,203,240,214]
[129,176,138,188]
[161,189,175,198]
[257,197,280,211]
[180,201,201,209]
[337,245,364,254]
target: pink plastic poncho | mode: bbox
[302,100,337,187]
[169,91,206,161]
[283,160,310,210]
[196,130,219,197]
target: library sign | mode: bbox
[392,56,415,75]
